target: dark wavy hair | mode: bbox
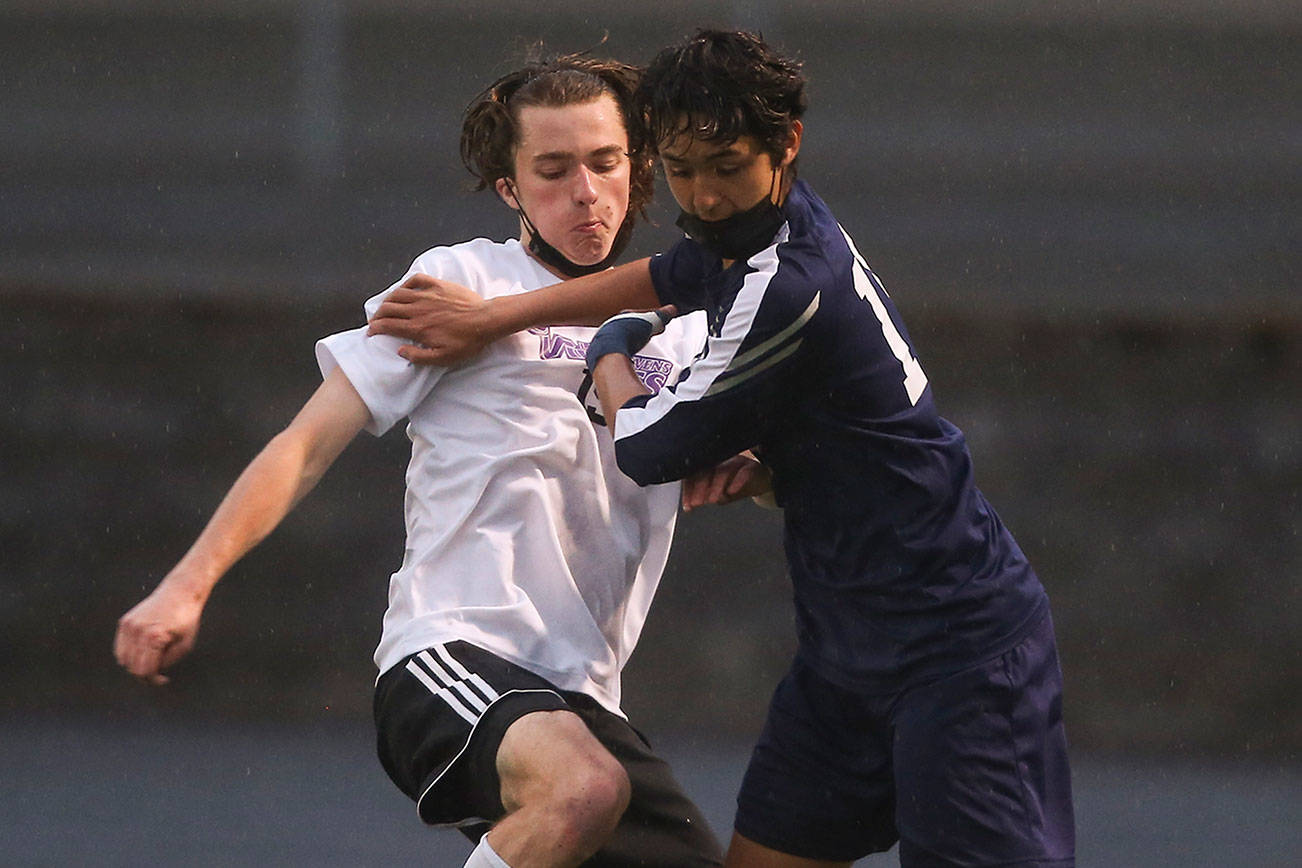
[638,29,807,161]
[459,51,655,221]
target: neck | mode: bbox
[520,229,578,280]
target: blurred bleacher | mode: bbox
[2,0,1298,313]
[3,1,1299,758]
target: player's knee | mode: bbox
[551,753,630,850]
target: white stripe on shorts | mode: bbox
[416,650,492,713]
[404,659,478,725]
[433,643,501,705]
[406,644,505,726]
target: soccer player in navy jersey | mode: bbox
[368,29,1075,868]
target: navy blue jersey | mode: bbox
[620,179,1047,688]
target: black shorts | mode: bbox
[374,641,722,867]
[735,612,1075,867]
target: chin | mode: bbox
[565,242,612,267]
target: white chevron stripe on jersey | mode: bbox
[723,291,819,375]
[615,227,790,442]
[704,338,805,397]
[404,659,478,725]
[704,292,819,397]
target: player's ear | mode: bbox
[778,120,803,168]
[496,177,520,211]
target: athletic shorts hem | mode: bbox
[415,687,567,825]
[734,808,892,862]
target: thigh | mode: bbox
[373,641,569,826]
[892,614,1075,867]
[494,705,621,815]
[569,694,725,867]
[734,659,898,863]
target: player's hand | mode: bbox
[113,578,207,686]
[681,453,773,512]
[366,274,489,366]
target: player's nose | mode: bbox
[572,166,599,204]
[690,181,724,220]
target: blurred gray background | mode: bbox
[3,0,1299,864]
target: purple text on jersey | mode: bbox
[530,328,673,391]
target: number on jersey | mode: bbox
[839,226,928,405]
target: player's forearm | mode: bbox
[592,354,651,427]
[164,369,368,597]
[487,258,659,333]
[165,430,327,599]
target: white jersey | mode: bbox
[315,238,706,715]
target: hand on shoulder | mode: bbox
[367,273,492,366]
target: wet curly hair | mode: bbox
[459,51,655,222]
[638,29,807,162]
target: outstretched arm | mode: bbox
[366,258,659,365]
[114,368,371,685]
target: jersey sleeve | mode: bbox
[647,237,715,312]
[314,249,463,436]
[613,231,822,485]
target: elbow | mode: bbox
[614,438,685,487]
[264,427,327,495]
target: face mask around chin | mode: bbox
[526,220,631,278]
[506,179,631,278]
[674,193,785,262]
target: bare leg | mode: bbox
[483,709,631,868]
[724,830,852,868]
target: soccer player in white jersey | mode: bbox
[114,54,721,868]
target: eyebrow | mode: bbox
[532,144,625,163]
[661,145,743,164]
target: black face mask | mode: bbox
[509,181,632,278]
[675,170,786,262]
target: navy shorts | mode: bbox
[374,641,722,867]
[735,613,1075,866]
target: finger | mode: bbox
[681,474,704,512]
[725,464,755,497]
[114,615,147,669]
[134,625,178,674]
[706,466,734,505]
[399,274,438,289]
[367,315,417,338]
[683,480,699,512]
[113,625,139,670]
[397,345,449,365]
[113,618,130,666]
[374,287,424,311]
[368,304,412,326]
[125,641,162,683]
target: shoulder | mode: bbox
[408,237,516,286]
[727,189,857,335]
[773,185,859,299]
[358,237,516,317]
[784,182,855,273]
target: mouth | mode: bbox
[573,218,607,234]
